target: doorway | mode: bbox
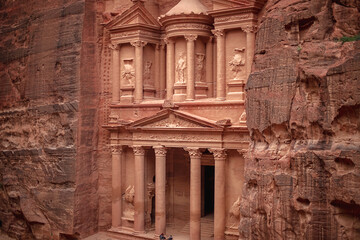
[202,165,214,217]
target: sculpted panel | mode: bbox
[122,59,135,86]
[229,48,245,80]
[176,52,187,83]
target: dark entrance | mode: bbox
[202,165,214,216]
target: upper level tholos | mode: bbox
[103,0,264,127]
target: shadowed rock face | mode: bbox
[0,0,101,239]
[243,0,360,239]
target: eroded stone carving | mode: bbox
[229,48,245,80]
[176,52,187,83]
[195,53,205,82]
[144,116,200,128]
[144,61,152,86]
[228,196,241,229]
[122,59,135,85]
[123,185,135,220]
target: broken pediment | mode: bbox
[105,1,160,30]
[128,109,223,130]
[213,0,250,10]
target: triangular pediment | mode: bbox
[213,0,250,10]
[128,109,222,130]
[106,2,160,29]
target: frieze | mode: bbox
[214,14,251,23]
[166,24,212,31]
[134,132,219,142]
[143,117,201,128]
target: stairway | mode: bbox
[181,214,214,240]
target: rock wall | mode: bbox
[0,0,102,239]
[242,0,360,239]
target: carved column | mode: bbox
[133,146,146,232]
[155,44,161,98]
[154,146,167,236]
[159,43,166,99]
[131,41,147,103]
[111,145,123,227]
[206,37,213,98]
[210,148,227,240]
[212,29,226,100]
[185,34,197,101]
[165,38,175,100]
[186,148,202,240]
[110,43,120,103]
[244,26,256,79]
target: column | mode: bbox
[133,146,146,232]
[210,148,227,240]
[131,41,147,103]
[155,44,161,98]
[186,147,202,240]
[110,43,120,103]
[153,146,167,236]
[160,43,166,99]
[111,145,123,227]
[165,38,175,100]
[185,34,197,101]
[244,26,256,78]
[205,37,213,98]
[212,29,226,100]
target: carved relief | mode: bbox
[228,196,241,229]
[122,59,135,86]
[229,48,245,80]
[109,113,119,123]
[123,185,135,220]
[166,24,212,31]
[214,14,251,23]
[145,182,155,228]
[176,52,187,83]
[144,116,201,128]
[239,111,247,123]
[144,61,152,86]
[195,53,205,82]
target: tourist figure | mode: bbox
[168,235,173,240]
[159,233,166,240]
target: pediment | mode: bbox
[106,2,160,30]
[128,109,222,130]
[213,0,250,10]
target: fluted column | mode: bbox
[185,34,197,101]
[133,146,146,232]
[159,43,166,99]
[186,147,202,240]
[154,146,167,236]
[212,29,226,100]
[110,43,120,103]
[165,38,175,100]
[111,145,123,227]
[244,26,256,78]
[206,37,213,98]
[210,148,227,240]
[131,41,147,103]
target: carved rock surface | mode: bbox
[0,0,101,239]
[243,0,360,239]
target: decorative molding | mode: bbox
[130,40,147,48]
[214,14,251,23]
[210,148,227,160]
[212,29,225,38]
[153,146,167,156]
[133,145,145,155]
[184,34,198,42]
[186,148,202,158]
[166,23,212,32]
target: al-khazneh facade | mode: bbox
[102,0,265,239]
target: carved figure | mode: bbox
[176,52,186,83]
[229,48,245,80]
[195,53,205,82]
[228,196,241,229]
[122,59,135,85]
[123,185,135,220]
[144,61,152,86]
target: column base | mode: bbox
[144,85,156,99]
[227,80,245,101]
[173,83,186,102]
[121,86,135,103]
[195,82,208,99]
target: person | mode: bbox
[159,233,166,240]
[167,235,173,240]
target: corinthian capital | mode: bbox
[130,40,147,48]
[210,148,227,160]
[111,145,123,154]
[163,37,174,45]
[243,25,257,33]
[133,146,145,155]
[185,147,202,158]
[184,34,198,42]
[211,29,224,38]
[108,43,119,50]
[153,146,167,156]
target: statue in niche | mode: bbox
[144,61,152,86]
[228,196,241,229]
[176,52,186,83]
[123,185,135,220]
[122,59,135,85]
[229,48,245,80]
[195,53,205,82]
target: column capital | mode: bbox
[185,147,202,158]
[133,146,145,156]
[243,25,257,33]
[163,37,174,45]
[210,148,227,160]
[153,145,167,156]
[111,145,123,154]
[212,29,225,38]
[184,34,198,42]
[108,43,120,50]
[237,149,247,156]
[130,40,147,48]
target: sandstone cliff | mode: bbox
[243,0,360,239]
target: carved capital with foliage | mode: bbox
[184,34,198,42]
[133,145,145,156]
[210,148,227,161]
[186,147,202,158]
[111,145,123,154]
[153,145,167,156]
[130,40,147,48]
[211,29,225,38]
